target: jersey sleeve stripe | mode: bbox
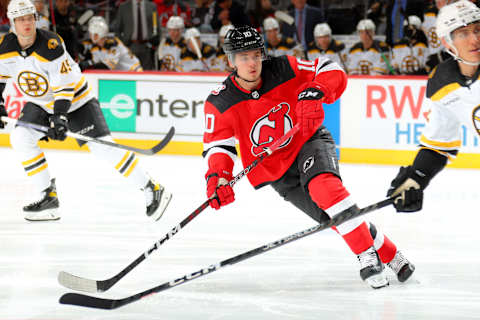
[203,146,237,164]
[420,134,461,149]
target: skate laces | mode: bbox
[388,251,407,273]
[358,247,379,268]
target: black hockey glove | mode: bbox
[387,166,425,213]
[47,113,69,141]
[0,104,7,129]
[296,82,325,136]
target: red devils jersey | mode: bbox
[203,55,346,188]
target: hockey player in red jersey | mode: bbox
[202,26,415,288]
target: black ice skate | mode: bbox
[387,250,415,282]
[357,246,389,289]
[23,178,60,221]
[143,179,172,221]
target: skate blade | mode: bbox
[366,273,389,289]
[25,208,61,222]
[150,191,172,221]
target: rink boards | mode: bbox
[1,70,478,168]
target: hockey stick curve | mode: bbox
[1,117,175,155]
[58,124,300,293]
[59,197,395,309]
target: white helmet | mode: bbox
[219,24,234,38]
[7,0,36,25]
[436,0,480,40]
[436,0,480,65]
[184,27,200,39]
[88,16,109,40]
[357,19,376,33]
[403,15,422,29]
[167,16,185,29]
[263,17,279,31]
[314,23,331,37]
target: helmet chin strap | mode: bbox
[233,69,261,83]
[447,43,480,66]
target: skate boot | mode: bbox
[143,179,172,221]
[387,250,415,283]
[23,178,60,221]
[357,246,389,289]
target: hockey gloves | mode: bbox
[296,82,325,136]
[47,113,69,141]
[0,104,7,129]
[387,166,424,213]
[206,169,235,210]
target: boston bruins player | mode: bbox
[387,1,480,212]
[0,0,171,221]
[79,16,143,71]
[158,16,187,71]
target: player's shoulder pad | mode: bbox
[306,41,316,51]
[332,40,345,51]
[393,39,409,48]
[206,76,244,114]
[426,58,461,99]
[349,42,363,53]
[34,29,65,61]
[0,33,18,55]
[203,44,216,57]
[377,40,390,51]
[284,37,296,47]
[103,36,118,49]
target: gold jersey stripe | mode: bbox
[22,152,45,166]
[27,163,48,176]
[0,51,21,60]
[123,158,139,177]
[430,82,461,101]
[420,134,461,149]
[115,151,132,170]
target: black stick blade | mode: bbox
[59,293,121,310]
[149,126,175,154]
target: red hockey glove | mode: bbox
[296,82,325,136]
[206,169,235,210]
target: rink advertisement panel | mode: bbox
[0,72,479,168]
[340,76,480,168]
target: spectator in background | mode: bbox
[33,0,50,30]
[191,0,215,32]
[391,15,428,75]
[181,27,216,71]
[210,0,250,32]
[423,0,451,73]
[263,17,304,58]
[79,16,143,71]
[209,24,234,72]
[53,0,79,59]
[248,0,275,29]
[385,0,425,46]
[155,0,192,27]
[306,23,348,70]
[246,0,290,13]
[281,0,324,49]
[367,0,387,35]
[158,15,187,71]
[347,19,392,75]
[112,0,160,70]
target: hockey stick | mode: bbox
[58,124,300,293]
[1,117,174,156]
[59,196,395,309]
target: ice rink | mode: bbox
[1,146,479,320]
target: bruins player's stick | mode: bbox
[57,124,300,294]
[1,117,174,155]
[59,196,395,309]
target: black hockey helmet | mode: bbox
[223,26,266,59]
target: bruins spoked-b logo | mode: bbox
[472,105,480,136]
[17,71,49,97]
[249,102,293,156]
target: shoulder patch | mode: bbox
[426,58,462,100]
[34,30,65,61]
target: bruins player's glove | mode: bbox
[387,166,424,212]
[205,169,234,210]
[47,113,69,141]
[0,104,7,129]
[296,82,325,136]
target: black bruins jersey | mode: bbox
[0,29,92,113]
